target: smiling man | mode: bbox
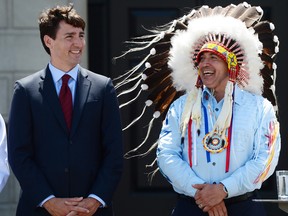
[157,34,281,216]
[113,2,281,216]
[197,52,229,102]
[8,5,123,216]
[155,4,281,216]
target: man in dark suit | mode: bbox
[8,5,123,216]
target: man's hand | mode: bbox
[43,197,89,216]
[208,201,228,216]
[66,197,101,216]
[193,183,227,212]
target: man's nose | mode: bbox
[73,37,84,46]
[201,59,211,66]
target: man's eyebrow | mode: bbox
[210,53,218,57]
[64,32,76,36]
[64,31,85,36]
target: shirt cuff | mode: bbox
[88,194,106,207]
[220,179,238,198]
[39,195,55,207]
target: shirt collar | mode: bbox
[49,63,79,83]
[202,87,214,101]
[202,84,243,105]
[233,84,244,105]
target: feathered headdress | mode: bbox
[115,2,279,164]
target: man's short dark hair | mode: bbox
[38,4,86,55]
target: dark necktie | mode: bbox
[59,74,72,131]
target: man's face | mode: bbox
[44,21,85,72]
[198,52,229,93]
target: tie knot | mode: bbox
[62,74,71,85]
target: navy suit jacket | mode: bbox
[8,66,123,216]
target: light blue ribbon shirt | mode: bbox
[157,84,281,198]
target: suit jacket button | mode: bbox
[64,168,69,173]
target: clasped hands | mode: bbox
[43,197,101,216]
[193,183,228,216]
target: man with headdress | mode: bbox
[156,4,281,216]
[116,2,281,216]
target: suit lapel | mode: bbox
[39,67,69,133]
[70,68,91,136]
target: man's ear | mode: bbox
[43,35,53,49]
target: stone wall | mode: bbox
[0,0,87,214]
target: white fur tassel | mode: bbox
[191,88,203,130]
[180,87,199,137]
[180,92,194,137]
[212,81,234,135]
